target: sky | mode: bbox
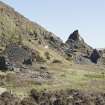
[1,0,105,48]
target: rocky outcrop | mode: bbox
[64,30,94,64]
[90,49,101,63]
[4,44,33,66]
[65,30,92,53]
[64,30,105,65]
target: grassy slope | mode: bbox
[1,63,104,98]
[48,64,105,91]
[0,5,67,63]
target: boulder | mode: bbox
[90,49,101,64]
[4,44,33,66]
[23,57,32,65]
[73,52,93,64]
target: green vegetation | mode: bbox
[0,63,105,97]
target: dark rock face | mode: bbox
[90,49,100,64]
[23,58,32,65]
[0,56,7,70]
[4,44,33,66]
[68,30,79,41]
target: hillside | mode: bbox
[0,1,105,105]
[0,1,68,64]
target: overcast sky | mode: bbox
[1,0,105,48]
